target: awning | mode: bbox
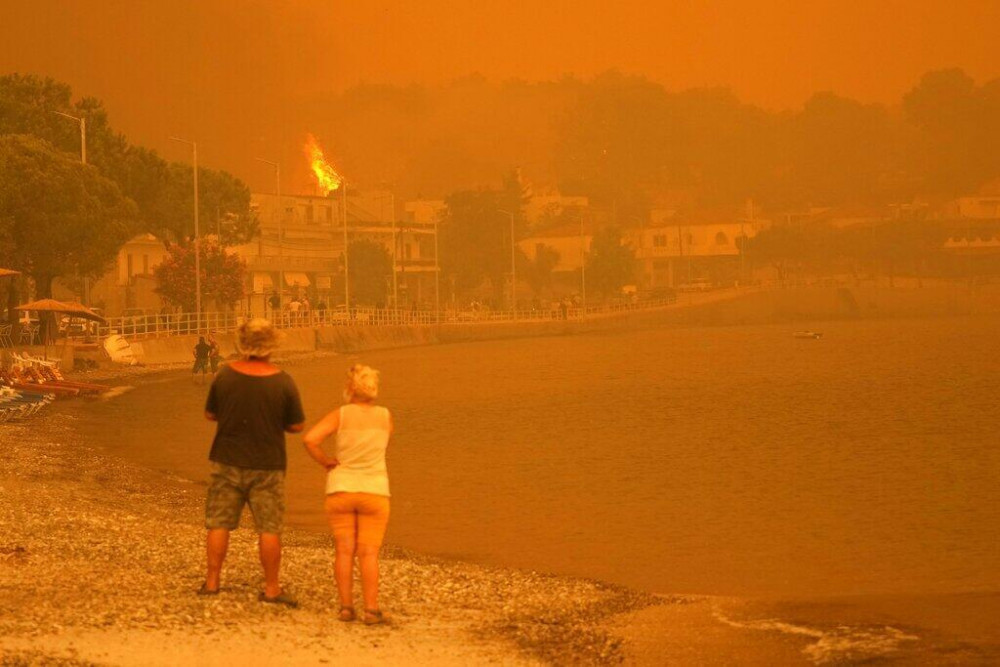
[252,272,274,293]
[284,272,311,287]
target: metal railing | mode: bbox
[88,294,686,340]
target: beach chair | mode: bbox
[0,324,12,348]
[0,383,54,421]
[18,325,38,345]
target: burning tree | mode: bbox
[305,134,343,194]
[153,240,246,312]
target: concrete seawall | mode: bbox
[111,285,1000,366]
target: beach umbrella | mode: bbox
[16,299,107,323]
[15,299,107,355]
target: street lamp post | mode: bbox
[389,193,397,311]
[434,216,440,322]
[580,212,587,315]
[255,158,283,314]
[53,111,86,164]
[342,183,350,312]
[53,111,89,304]
[170,136,201,332]
[373,191,398,316]
[498,209,516,311]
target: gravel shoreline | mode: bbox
[0,369,659,666]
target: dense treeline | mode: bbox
[0,74,257,314]
[305,69,1000,212]
[747,217,1000,286]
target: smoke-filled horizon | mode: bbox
[2,1,999,201]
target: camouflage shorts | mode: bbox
[205,463,285,534]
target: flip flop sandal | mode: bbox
[338,606,356,622]
[197,583,220,596]
[258,590,299,608]
[363,609,387,626]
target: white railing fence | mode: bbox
[89,294,682,340]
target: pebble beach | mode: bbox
[0,373,658,666]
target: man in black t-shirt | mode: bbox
[200,318,305,607]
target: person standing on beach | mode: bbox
[207,334,222,374]
[192,336,212,384]
[201,318,305,607]
[303,364,392,625]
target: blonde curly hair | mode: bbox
[344,363,380,402]
[236,318,283,359]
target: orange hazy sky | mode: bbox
[2,0,998,188]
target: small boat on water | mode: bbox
[793,331,823,340]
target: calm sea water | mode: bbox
[78,317,1000,597]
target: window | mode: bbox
[142,254,149,274]
[126,254,133,277]
[325,206,333,224]
[653,235,667,247]
[715,232,729,245]
[305,205,314,224]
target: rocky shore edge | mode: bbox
[0,372,663,666]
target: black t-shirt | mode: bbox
[194,342,212,360]
[204,365,306,470]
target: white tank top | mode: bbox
[325,404,391,496]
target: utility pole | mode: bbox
[255,159,282,312]
[53,111,86,164]
[390,193,397,311]
[54,111,88,304]
[342,183,350,311]
[434,215,440,322]
[375,191,399,315]
[580,211,587,315]
[171,136,201,331]
[498,209,516,310]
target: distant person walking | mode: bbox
[268,291,281,318]
[200,318,305,607]
[303,364,392,625]
[192,336,212,384]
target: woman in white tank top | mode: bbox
[303,364,393,625]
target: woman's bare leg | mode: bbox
[357,543,379,612]
[334,535,356,609]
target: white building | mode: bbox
[237,191,439,311]
[625,208,768,287]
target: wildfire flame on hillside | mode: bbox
[304,133,342,195]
